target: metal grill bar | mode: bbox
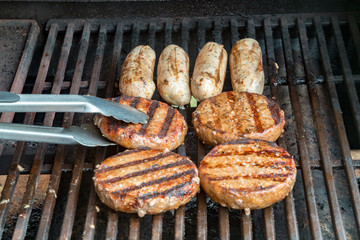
[60,23,107,239]
[174,206,186,239]
[83,184,98,239]
[331,16,360,142]
[131,22,140,49]
[28,74,360,92]
[0,21,39,166]
[241,211,252,240]
[83,22,125,240]
[196,18,207,240]
[33,80,106,91]
[129,214,140,240]
[57,22,91,239]
[88,25,107,94]
[0,22,56,239]
[348,16,360,72]
[214,19,231,240]
[216,141,230,227]
[0,22,39,126]
[314,16,360,235]
[164,20,172,47]
[49,23,75,95]
[264,17,300,240]
[247,18,255,39]
[280,17,323,239]
[127,20,143,239]
[83,147,106,239]
[68,23,91,96]
[149,19,168,239]
[173,19,190,240]
[250,16,276,240]
[59,112,88,238]
[0,21,39,156]
[0,141,27,238]
[214,20,222,44]
[102,23,123,239]
[240,18,258,240]
[197,20,206,48]
[106,23,123,98]
[218,207,229,240]
[251,17,275,240]
[51,17,351,33]
[106,210,119,240]
[151,214,163,240]
[12,23,63,240]
[230,19,239,46]
[263,208,275,240]
[149,22,156,49]
[297,18,347,239]
[35,23,83,240]
[105,23,124,236]
[196,141,207,240]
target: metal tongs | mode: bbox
[0,92,148,147]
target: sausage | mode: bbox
[191,42,227,102]
[157,44,191,107]
[229,38,265,94]
[119,45,156,99]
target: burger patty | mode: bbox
[192,91,285,145]
[94,95,187,151]
[199,139,296,209]
[94,148,200,217]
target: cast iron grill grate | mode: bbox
[0,13,360,239]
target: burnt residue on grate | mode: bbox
[0,13,360,239]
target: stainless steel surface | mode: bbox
[0,91,20,102]
[0,92,148,124]
[0,122,115,147]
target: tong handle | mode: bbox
[0,92,148,124]
[0,123,115,147]
[0,122,78,145]
[0,93,105,113]
[0,92,20,102]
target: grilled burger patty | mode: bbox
[192,91,285,145]
[199,139,296,209]
[94,148,200,217]
[94,95,187,151]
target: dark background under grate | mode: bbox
[0,13,360,239]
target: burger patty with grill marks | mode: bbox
[94,148,200,217]
[94,95,187,151]
[199,139,296,209]
[192,91,285,145]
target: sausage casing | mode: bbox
[191,42,227,102]
[119,45,156,99]
[157,44,191,107]
[229,38,265,94]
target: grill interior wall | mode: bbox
[0,14,359,239]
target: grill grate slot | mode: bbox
[0,13,360,239]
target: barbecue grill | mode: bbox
[0,6,360,240]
